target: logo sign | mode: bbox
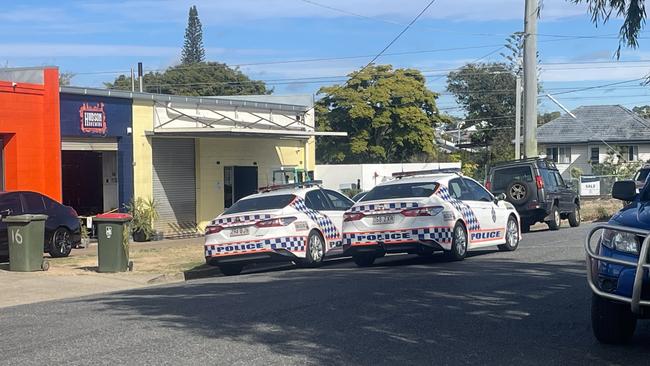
[79,102,107,134]
[106,226,113,239]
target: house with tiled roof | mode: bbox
[537,105,650,176]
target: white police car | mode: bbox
[342,169,521,266]
[204,181,354,275]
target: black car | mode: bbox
[0,191,81,259]
[486,158,580,232]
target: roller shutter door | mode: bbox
[153,138,197,238]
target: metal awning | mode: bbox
[145,127,346,139]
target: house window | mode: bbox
[546,146,571,164]
[590,147,599,164]
[619,146,639,161]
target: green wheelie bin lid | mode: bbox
[2,214,48,223]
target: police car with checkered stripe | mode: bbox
[342,169,521,267]
[204,181,354,275]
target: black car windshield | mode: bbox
[360,182,439,202]
[492,166,533,191]
[635,168,650,182]
[223,194,295,215]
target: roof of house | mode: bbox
[537,105,650,144]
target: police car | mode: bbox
[342,169,521,267]
[586,180,650,344]
[204,181,353,275]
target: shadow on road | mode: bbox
[73,257,650,365]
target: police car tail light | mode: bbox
[205,225,224,235]
[343,212,365,222]
[401,206,444,217]
[256,217,297,228]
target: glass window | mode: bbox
[305,190,332,211]
[0,193,22,215]
[360,182,439,202]
[634,168,650,183]
[546,147,570,163]
[22,193,45,213]
[324,190,354,210]
[223,194,295,215]
[590,147,599,164]
[491,166,533,191]
[540,169,558,190]
[463,179,493,202]
[448,179,463,199]
[553,172,566,187]
[619,146,639,161]
[224,167,234,208]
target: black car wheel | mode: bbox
[591,294,636,344]
[49,227,72,258]
[547,206,561,231]
[568,204,581,227]
[506,181,529,205]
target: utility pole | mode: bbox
[523,0,538,157]
[515,74,522,159]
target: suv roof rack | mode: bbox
[392,168,461,179]
[258,180,323,193]
[491,157,557,170]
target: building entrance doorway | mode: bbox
[62,150,118,216]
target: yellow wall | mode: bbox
[196,137,312,229]
[132,101,154,200]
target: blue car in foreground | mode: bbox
[586,180,650,344]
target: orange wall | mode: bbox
[0,68,62,201]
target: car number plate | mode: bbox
[372,215,394,225]
[230,227,250,237]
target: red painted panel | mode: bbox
[0,68,62,201]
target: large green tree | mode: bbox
[181,5,205,64]
[446,63,517,164]
[316,65,443,164]
[105,62,270,96]
[572,0,646,56]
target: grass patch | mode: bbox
[581,199,623,222]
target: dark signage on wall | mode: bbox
[79,102,107,134]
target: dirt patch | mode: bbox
[581,198,623,222]
[50,238,205,276]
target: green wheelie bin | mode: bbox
[94,213,133,273]
[3,214,49,272]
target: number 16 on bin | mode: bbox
[11,228,23,245]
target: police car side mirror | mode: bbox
[612,180,637,202]
[495,193,507,203]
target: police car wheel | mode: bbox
[302,230,325,268]
[219,264,244,276]
[498,216,519,251]
[591,294,636,344]
[353,253,376,267]
[446,223,467,261]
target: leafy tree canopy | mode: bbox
[182,5,205,64]
[316,64,444,164]
[105,62,270,96]
[633,105,650,119]
[538,111,561,125]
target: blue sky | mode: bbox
[3,0,650,115]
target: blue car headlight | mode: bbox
[601,229,640,254]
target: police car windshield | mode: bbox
[224,194,295,215]
[360,182,439,202]
[635,168,650,182]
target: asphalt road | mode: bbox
[2,222,650,365]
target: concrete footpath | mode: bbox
[0,237,220,309]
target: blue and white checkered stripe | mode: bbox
[290,197,340,241]
[435,186,481,231]
[265,236,307,251]
[343,227,453,245]
[212,214,273,227]
[349,202,419,213]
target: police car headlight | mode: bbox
[601,229,639,254]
